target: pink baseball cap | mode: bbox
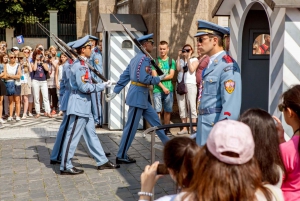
[206,120,255,165]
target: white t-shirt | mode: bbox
[177,58,198,84]
[58,64,63,81]
[6,63,20,85]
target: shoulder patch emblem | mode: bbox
[223,55,234,63]
[80,60,85,66]
[68,59,73,64]
[223,66,237,72]
[94,59,99,64]
[95,48,98,53]
[224,79,235,94]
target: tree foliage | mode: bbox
[0,0,75,28]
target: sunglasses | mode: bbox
[182,49,191,53]
[24,51,30,54]
[10,57,16,59]
[197,37,210,43]
[278,103,286,112]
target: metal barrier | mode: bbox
[142,123,197,201]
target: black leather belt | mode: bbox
[198,107,222,115]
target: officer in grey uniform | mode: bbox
[60,36,120,175]
[106,33,170,164]
[89,35,104,128]
[195,20,241,146]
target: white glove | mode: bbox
[103,80,112,88]
[158,73,167,80]
[106,92,117,102]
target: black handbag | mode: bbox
[176,71,187,95]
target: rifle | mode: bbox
[36,22,108,82]
[111,13,164,76]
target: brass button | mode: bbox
[211,122,214,126]
[202,81,204,84]
[209,79,212,83]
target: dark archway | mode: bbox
[241,3,270,113]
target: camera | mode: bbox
[48,55,52,59]
[157,164,169,175]
[183,65,188,72]
[38,47,43,51]
[182,49,190,53]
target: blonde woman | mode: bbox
[4,52,21,121]
[21,46,34,117]
[18,52,32,119]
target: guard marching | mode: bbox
[195,20,242,146]
[106,33,170,164]
[59,36,120,175]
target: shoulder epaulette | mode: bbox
[223,66,237,72]
[80,60,85,66]
[223,55,234,63]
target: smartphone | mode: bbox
[157,164,169,175]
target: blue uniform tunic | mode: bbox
[113,51,170,159]
[196,51,242,146]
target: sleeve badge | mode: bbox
[224,79,235,94]
[95,59,99,64]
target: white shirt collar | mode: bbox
[208,50,225,68]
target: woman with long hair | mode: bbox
[21,46,33,117]
[3,52,21,121]
[239,108,285,187]
[139,137,200,201]
[176,44,199,134]
[0,53,7,124]
[47,46,59,115]
[184,120,284,201]
[275,85,300,201]
[18,51,32,119]
[30,44,52,118]
[55,52,67,116]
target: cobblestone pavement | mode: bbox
[0,115,179,201]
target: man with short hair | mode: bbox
[152,41,175,135]
[195,20,241,146]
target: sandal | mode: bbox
[35,114,40,118]
[45,113,53,118]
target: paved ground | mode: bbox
[0,115,186,201]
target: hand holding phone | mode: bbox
[156,164,169,175]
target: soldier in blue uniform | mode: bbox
[195,20,241,146]
[106,34,170,164]
[60,36,120,175]
[89,35,104,128]
[50,41,75,164]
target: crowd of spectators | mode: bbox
[0,41,63,127]
[138,85,300,201]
